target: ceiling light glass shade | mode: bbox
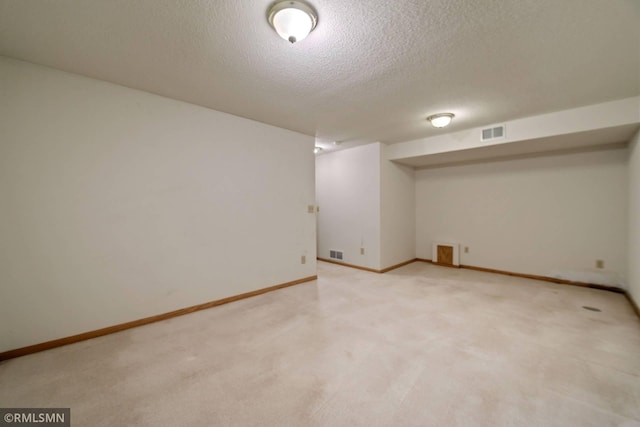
[427,113,455,128]
[314,146,323,154]
[268,1,318,43]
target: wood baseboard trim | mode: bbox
[417,258,626,292]
[417,258,461,268]
[460,264,625,293]
[417,258,638,318]
[317,258,418,274]
[317,258,380,273]
[380,259,419,273]
[624,291,640,319]
[0,275,317,362]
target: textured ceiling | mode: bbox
[1,0,639,144]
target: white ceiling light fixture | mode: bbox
[314,146,323,154]
[267,1,318,44]
[427,113,455,128]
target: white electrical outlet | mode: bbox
[360,248,365,255]
[301,255,306,264]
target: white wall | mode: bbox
[316,143,381,270]
[628,129,640,302]
[381,149,415,268]
[416,147,628,286]
[0,57,316,352]
[388,97,640,162]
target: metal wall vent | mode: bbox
[329,250,343,261]
[481,125,506,142]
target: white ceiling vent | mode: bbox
[481,125,506,142]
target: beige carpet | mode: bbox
[1,261,639,426]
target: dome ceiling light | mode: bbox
[427,113,455,128]
[267,1,318,44]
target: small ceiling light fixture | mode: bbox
[314,146,323,154]
[268,1,318,44]
[427,113,455,128]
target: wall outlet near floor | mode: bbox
[596,259,604,269]
[301,255,306,264]
[360,247,365,255]
[464,246,469,253]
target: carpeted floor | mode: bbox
[1,261,639,426]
